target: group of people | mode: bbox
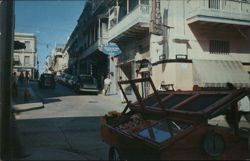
[12,71,30,99]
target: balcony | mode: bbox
[108,4,150,42]
[187,0,250,27]
[79,36,109,60]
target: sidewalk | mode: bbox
[12,81,44,113]
[100,91,137,106]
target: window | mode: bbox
[209,0,220,9]
[14,55,19,61]
[24,41,31,51]
[209,40,230,54]
[141,0,149,5]
[24,56,30,66]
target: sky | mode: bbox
[15,0,86,72]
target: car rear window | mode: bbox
[79,76,95,84]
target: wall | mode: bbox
[155,0,250,63]
[14,33,37,78]
[186,25,250,63]
[149,0,250,90]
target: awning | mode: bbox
[193,60,250,88]
[14,41,26,50]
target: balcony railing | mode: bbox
[79,36,109,60]
[187,0,250,25]
[108,4,150,41]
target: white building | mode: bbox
[13,33,37,79]
[43,44,69,75]
[44,54,54,74]
[52,44,67,74]
[106,0,250,95]
[66,0,250,96]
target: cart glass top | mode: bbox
[118,77,246,118]
[135,119,192,144]
[134,90,244,115]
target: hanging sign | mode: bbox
[99,42,121,57]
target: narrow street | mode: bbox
[14,81,125,160]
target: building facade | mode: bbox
[13,33,37,79]
[107,0,250,94]
[150,0,250,91]
[43,54,53,74]
[66,0,250,96]
[43,44,69,75]
[66,0,114,91]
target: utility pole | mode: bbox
[0,0,14,160]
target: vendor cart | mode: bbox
[100,77,249,160]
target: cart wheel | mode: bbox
[109,147,122,161]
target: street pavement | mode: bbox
[12,81,127,160]
[11,81,250,160]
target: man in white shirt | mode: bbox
[104,76,112,96]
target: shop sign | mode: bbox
[99,42,121,57]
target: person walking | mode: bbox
[25,71,30,85]
[19,71,24,86]
[119,76,126,103]
[104,75,112,96]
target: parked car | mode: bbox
[57,73,65,84]
[61,73,71,85]
[38,73,55,89]
[74,75,99,94]
[65,74,72,86]
[68,75,78,88]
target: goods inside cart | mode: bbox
[100,77,249,160]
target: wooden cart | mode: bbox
[100,77,249,160]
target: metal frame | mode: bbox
[102,77,249,160]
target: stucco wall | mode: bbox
[157,0,250,63]
[152,62,193,91]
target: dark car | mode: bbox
[68,75,78,88]
[74,75,99,94]
[38,73,56,89]
[61,73,71,86]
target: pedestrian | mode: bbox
[25,71,30,85]
[104,75,112,96]
[12,72,18,98]
[19,71,24,86]
[119,76,126,103]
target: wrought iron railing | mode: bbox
[188,0,250,14]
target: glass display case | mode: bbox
[136,119,192,144]
[101,77,249,160]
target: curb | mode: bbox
[12,83,45,113]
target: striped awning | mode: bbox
[193,60,250,88]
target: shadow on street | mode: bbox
[13,116,108,160]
